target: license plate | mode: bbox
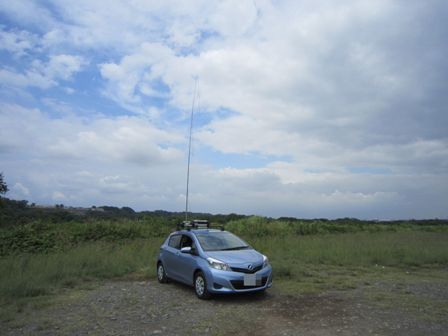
[244,274,256,286]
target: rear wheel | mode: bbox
[194,271,211,299]
[157,262,168,283]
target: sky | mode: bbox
[0,0,447,219]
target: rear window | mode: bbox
[168,234,181,249]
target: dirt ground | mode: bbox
[2,278,448,336]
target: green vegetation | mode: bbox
[253,231,448,267]
[249,232,448,294]
[226,215,448,237]
[0,206,447,313]
[0,239,162,300]
[0,219,171,255]
[0,173,7,195]
[0,197,245,228]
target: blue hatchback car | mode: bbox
[156,220,273,299]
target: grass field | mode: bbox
[1,218,447,308]
[251,232,448,293]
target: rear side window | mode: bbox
[168,234,181,249]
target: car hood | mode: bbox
[205,249,263,267]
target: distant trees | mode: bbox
[0,173,8,195]
[121,206,135,215]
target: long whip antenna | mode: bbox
[185,79,198,221]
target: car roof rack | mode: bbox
[177,219,224,231]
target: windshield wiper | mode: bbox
[221,245,250,251]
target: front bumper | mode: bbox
[204,265,273,293]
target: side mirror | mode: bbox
[180,246,192,254]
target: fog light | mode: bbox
[213,283,223,289]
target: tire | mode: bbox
[194,271,211,299]
[157,262,168,283]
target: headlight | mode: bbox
[207,257,231,271]
[262,255,270,268]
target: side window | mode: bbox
[168,235,181,249]
[180,235,193,249]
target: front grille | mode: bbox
[231,264,263,274]
[231,276,268,290]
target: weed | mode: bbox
[0,219,447,304]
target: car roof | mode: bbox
[172,229,226,235]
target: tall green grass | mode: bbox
[248,232,448,269]
[0,238,163,301]
[1,216,447,302]
[2,216,446,256]
[255,231,448,293]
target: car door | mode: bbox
[175,234,199,285]
[163,234,182,281]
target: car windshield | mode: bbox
[194,231,250,251]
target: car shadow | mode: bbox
[166,280,273,304]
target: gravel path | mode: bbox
[3,279,448,336]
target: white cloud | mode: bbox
[0,67,53,89]
[0,28,39,56]
[1,101,447,218]
[0,1,447,218]
[52,191,66,201]
[12,182,30,197]
[0,103,183,166]
[0,54,85,89]
[46,54,85,80]
[99,42,174,113]
[196,164,447,219]
[0,102,189,208]
[0,1,56,30]
[32,0,260,51]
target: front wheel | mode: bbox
[157,262,168,283]
[194,271,211,299]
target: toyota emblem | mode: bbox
[247,264,253,270]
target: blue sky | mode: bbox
[1,0,447,219]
